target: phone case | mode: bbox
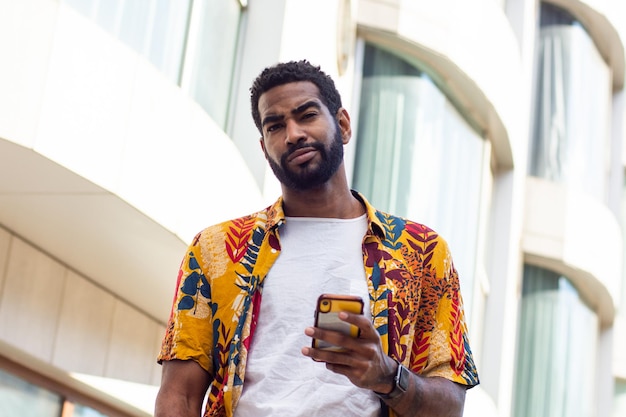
[312,294,364,351]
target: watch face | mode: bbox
[397,365,410,392]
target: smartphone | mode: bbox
[312,294,364,351]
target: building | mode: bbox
[0,0,624,416]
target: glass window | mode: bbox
[117,0,151,54]
[514,265,598,417]
[94,0,123,35]
[64,0,191,83]
[353,44,488,315]
[64,0,244,129]
[147,0,193,83]
[621,175,626,312]
[183,0,243,129]
[615,380,626,417]
[528,3,612,201]
[73,403,108,417]
[0,369,62,416]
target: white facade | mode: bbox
[0,0,624,416]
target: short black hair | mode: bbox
[250,60,343,134]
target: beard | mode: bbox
[266,123,344,191]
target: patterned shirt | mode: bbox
[158,192,479,417]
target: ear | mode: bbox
[336,108,352,145]
[259,137,268,159]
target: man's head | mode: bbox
[251,61,351,192]
[250,60,343,134]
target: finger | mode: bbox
[303,345,356,366]
[305,326,357,353]
[337,312,379,340]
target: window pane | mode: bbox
[614,380,626,417]
[95,0,123,35]
[118,0,151,53]
[63,0,191,84]
[147,0,191,82]
[354,45,486,315]
[185,0,242,128]
[64,0,96,16]
[0,369,62,416]
[528,3,611,201]
[73,403,108,417]
[514,265,597,417]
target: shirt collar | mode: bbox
[265,196,286,231]
[351,190,386,239]
[265,191,385,240]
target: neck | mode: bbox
[280,175,364,219]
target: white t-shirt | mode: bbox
[234,215,381,417]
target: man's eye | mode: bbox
[303,112,317,119]
[267,124,282,133]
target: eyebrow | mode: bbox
[293,100,322,115]
[261,100,322,128]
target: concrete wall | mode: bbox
[0,225,163,415]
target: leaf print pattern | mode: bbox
[175,251,213,319]
[211,318,230,387]
[412,331,430,372]
[225,217,255,264]
[375,211,405,250]
[158,193,478,417]
[364,205,478,396]
[449,290,466,375]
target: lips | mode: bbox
[286,146,318,165]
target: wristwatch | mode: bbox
[375,360,410,400]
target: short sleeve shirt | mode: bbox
[158,191,479,417]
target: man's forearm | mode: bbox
[155,391,204,417]
[155,360,211,417]
[381,374,466,417]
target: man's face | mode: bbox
[257,81,345,191]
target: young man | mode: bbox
[155,60,479,417]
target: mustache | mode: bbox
[281,142,325,164]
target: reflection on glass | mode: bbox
[185,0,242,128]
[63,0,191,83]
[514,265,597,417]
[74,403,109,417]
[354,44,487,316]
[0,369,62,417]
[529,3,611,201]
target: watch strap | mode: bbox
[375,360,409,400]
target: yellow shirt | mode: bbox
[158,192,479,417]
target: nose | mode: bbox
[285,120,306,145]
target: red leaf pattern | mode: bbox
[224,217,255,263]
[448,290,466,375]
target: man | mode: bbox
[155,60,479,417]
